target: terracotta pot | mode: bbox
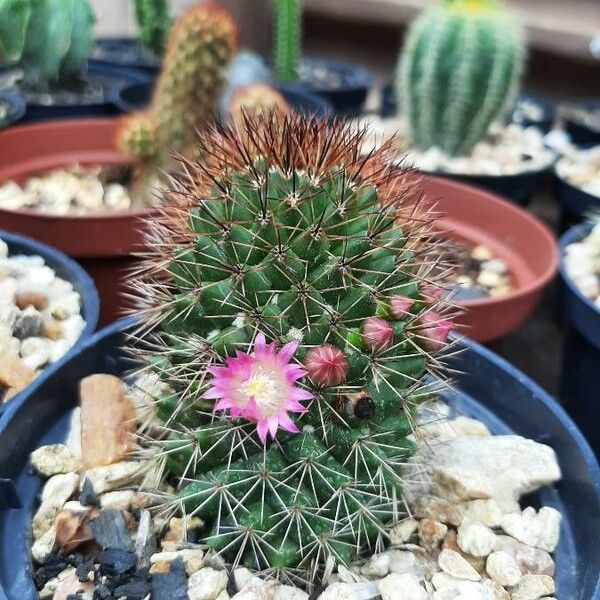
[0,118,156,325]
[422,176,558,342]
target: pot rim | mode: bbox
[558,221,599,319]
[554,165,600,204]
[426,175,558,309]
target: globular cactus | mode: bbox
[130,113,454,587]
[118,3,237,170]
[273,0,301,82]
[397,0,524,157]
[227,84,290,128]
[134,0,172,55]
[0,0,95,90]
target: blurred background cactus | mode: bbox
[130,113,455,585]
[133,0,172,55]
[227,83,290,127]
[273,0,302,82]
[397,0,525,157]
[0,0,95,90]
[117,3,237,174]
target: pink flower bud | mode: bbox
[305,345,348,387]
[421,284,444,300]
[418,312,453,351]
[362,317,394,352]
[390,295,415,318]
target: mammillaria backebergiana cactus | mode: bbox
[118,3,237,170]
[130,112,455,587]
[134,0,172,55]
[397,0,525,157]
[273,0,301,82]
[0,0,95,90]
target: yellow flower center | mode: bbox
[239,367,284,418]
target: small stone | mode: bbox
[361,552,390,577]
[463,499,502,528]
[42,319,63,340]
[32,526,57,564]
[494,536,554,576]
[471,245,494,261]
[234,567,263,592]
[20,336,51,369]
[388,550,416,574]
[162,515,204,545]
[151,549,205,576]
[15,290,48,310]
[98,547,136,576]
[32,472,79,540]
[188,567,229,600]
[80,374,135,469]
[50,568,93,600]
[90,509,133,551]
[501,507,561,552]
[135,509,157,568]
[318,582,358,599]
[0,353,35,395]
[79,478,100,507]
[389,518,418,545]
[274,585,309,600]
[113,577,151,600]
[13,306,42,339]
[152,556,189,600]
[418,518,448,551]
[378,573,427,600]
[31,444,80,477]
[457,521,496,557]
[511,574,555,600]
[486,551,522,587]
[482,579,510,600]
[477,270,506,289]
[437,549,481,581]
[100,489,135,511]
[66,407,82,459]
[413,495,464,527]
[84,460,143,494]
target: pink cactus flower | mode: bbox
[390,295,415,318]
[362,317,394,352]
[305,345,348,387]
[203,333,313,443]
[418,312,454,351]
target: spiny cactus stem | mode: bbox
[274,0,301,82]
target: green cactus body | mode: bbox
[0,0,95,90]
[118,4,237,169]
[273,0,301,82]
[134,0,172,55]
[397,0,524,156]
[131,114,453,585]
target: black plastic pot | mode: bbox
[285,57,373,116]
[559,223,600,455]
[112,80,332,120]
[19,63,151,123]
[562,100,600,147]
[0,319,599,598]
[512,94,555,134]
[554,169,600,232]
[0,229,99,413]
[0,91,26,129]
[92,37,161,77]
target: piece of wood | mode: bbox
[80,374,135,469]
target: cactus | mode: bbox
[117,3,237,171]
[130,113,454,586]
[397,0,524,157]
[134,0,172,55]
[227,84,290,128]
[0,0,95,90]
[273,0,301,82]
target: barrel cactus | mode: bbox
[397,0,524,157]
[0,0,95,90]
[131,113,454,586]
[273,0,302,82]
[118,3,237,170]
[134,0,172,55]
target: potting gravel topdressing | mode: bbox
[0,237,86,403]
[29,372,562,600]
[556,146,600,199]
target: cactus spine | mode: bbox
[130,113,455,586]
[0,0,95,90]
[134,0,172,55]
[273,0,301,82]
[117,3,237,170]
[397,0,524,156]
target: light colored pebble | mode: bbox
[486,551,522,587]
[457,521,496,557]
[501,507,561,552]
[378,573,427,600]
[30,444,80,477]
[389,518,418,545]
[84,460,143,494]
[188,567,229,600]
[32,472,79,539]
[511,574,555,600]
[438,549,481,581]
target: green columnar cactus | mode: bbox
[0,0,95,90]
[131,113,454,586]
[134,0,172,55]
[397,0,524,157]
[117,3,237,169]
[273,0,301,82]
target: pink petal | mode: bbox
[278,412,300,433]
[268,415,279,438]
[256,420,269,444]
[278,340,299,363]
[203,387,224,399]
